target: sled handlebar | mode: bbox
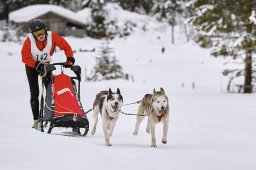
[52,62,64,66]
[51,63,82,81]
[51,63,81,73]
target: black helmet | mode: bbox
[29,19,47,33]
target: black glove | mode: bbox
[64,57,75,68]
[36,62,56,77]
[35,61,47,77]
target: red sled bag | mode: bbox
[54,74,84,117]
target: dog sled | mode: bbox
[38,63,89,136]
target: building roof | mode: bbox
[9,4,86,25]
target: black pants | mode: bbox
[25,65,51,120]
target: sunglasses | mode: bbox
[33,29,46,37]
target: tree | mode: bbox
[118,0,154,14]
[87,40,125,81]
[188,0,256,93]
[85,0,137,39]
[85,0,109,38]
[0,0,36,20]
[152,0,183,44]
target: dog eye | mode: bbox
[157,101,160,103]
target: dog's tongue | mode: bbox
[158,110,164,116]
[112,105,118,112]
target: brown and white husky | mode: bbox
[133,87,169,147]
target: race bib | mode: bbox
[28,31,52,63]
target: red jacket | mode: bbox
[21,32,73,68]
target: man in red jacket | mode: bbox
[21,19,75,129]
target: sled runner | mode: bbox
[39,63,89,136]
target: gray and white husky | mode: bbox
[133,87,169,147]
[91,88,123,146]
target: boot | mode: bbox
[32,120,39,130]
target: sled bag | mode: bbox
[53,74,84,117]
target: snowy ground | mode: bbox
[0,29,256,170]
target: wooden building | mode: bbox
[9,4,87,37]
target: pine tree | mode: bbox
[88,0,108,38]
[152,0,183,44]
[118,0,154,14]
[88,40,125,81]
[188,0,256,93]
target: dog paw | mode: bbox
[162,140,167,144]
[133,131,138,136]
[106,143,112,146]
[91,129,95,135]
[151,144,157,147]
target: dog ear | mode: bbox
[116,88,121,95]
[160,87,165,93]
[109,88,113,94]
[153,88,156,94]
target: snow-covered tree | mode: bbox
[87,40,125,81]
[188,0,256,93]
[62,0,88,11]
[87,0,108,38]
[84,1,136,39]
[117,0,154,14]
[152,0,183,44]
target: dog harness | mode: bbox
[154,109,165,122]
[105,109,117,120]
[156,114,164,122]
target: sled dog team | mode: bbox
[91,87,169,147]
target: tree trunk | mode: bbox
[171,24,174,44]
[5,3,9,21]
[243,50,252,93]
[243,20,253,93]
[184,24,189,42]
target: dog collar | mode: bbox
[105,109,114,120]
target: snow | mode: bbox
[9,4,86,24]
[1,5,256,170]
[103,3,148,26]
[76,7,92,23]
[249,10,256,24]
[77,3,171,34]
